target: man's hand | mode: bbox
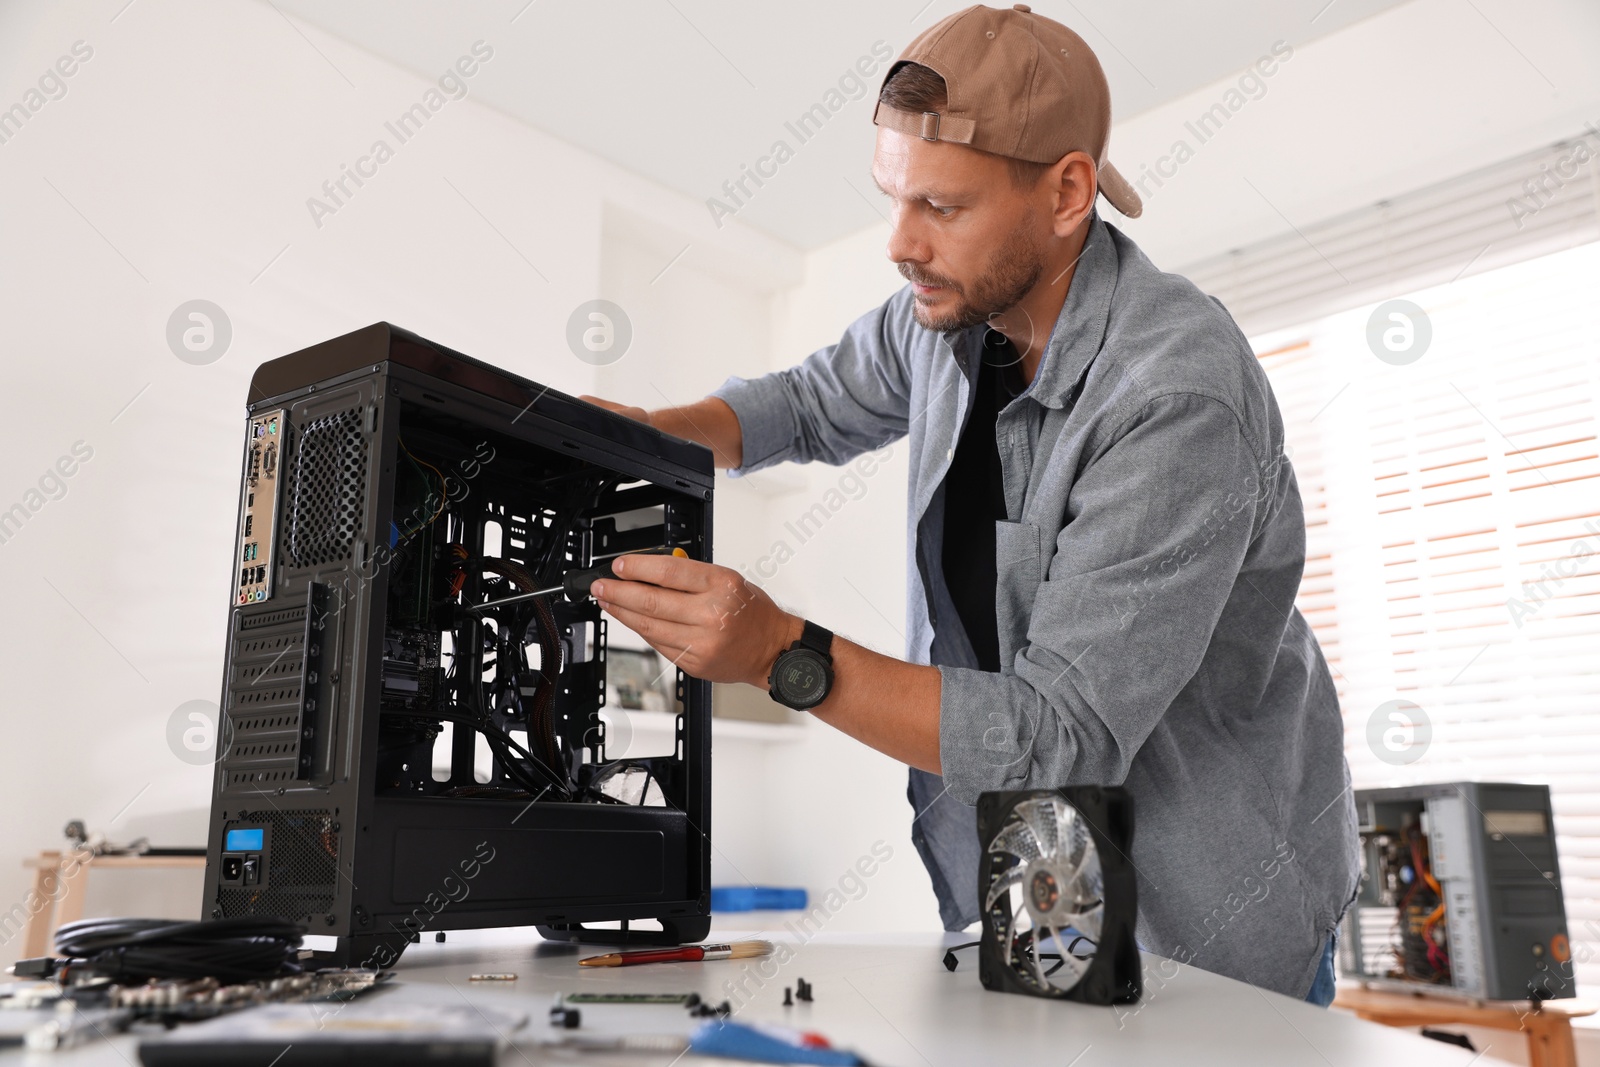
[575,395,745,470]
[579,395,652,426]
[596,551,943,772]
[591,552,801,689]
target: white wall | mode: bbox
[0,0,800,954]
[1109,0,1600,272]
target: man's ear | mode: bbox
[1048,151,1098,238]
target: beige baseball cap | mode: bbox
[872,3,1143,218]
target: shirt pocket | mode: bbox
[994,519,1042,668]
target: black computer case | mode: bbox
[200,323,713,966]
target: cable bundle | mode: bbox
[53,917,305,983]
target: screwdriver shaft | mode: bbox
[468,547,686,612]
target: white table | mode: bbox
[4,928,1515,1065]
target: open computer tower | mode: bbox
[200,323,713,966]
[1339,782,1573,1001]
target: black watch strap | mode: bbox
[796,619,834,660]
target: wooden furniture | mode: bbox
[1335,984,1597,1067]
[17,850,206,958]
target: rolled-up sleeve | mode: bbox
[938,392,1278,803]
[712,289,916,475]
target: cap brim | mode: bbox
[1098,160,1142,219]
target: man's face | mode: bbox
[871,127,1049,333]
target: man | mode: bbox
[582,4,1359,1005]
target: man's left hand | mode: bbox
[591,553,801,689]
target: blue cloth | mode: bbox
[691,1020,864,1065]
[1304,928,1338,1007]
[713,212,1361,999]
[710,886,808,912]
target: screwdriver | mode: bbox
[468,546,688,612]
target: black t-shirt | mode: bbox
[940,330,1027,673]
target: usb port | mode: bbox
[244,515,253,537]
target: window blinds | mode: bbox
[1186,132,1600,340]
[1190,131,1600,1001]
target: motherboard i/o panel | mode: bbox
[1339,782,1572,1001]
[202,323,714,966]
[234,409,286,606]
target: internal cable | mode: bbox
[397,437,448,526]
[388,706,572,800]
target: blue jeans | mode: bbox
[1304,929,1338,1007]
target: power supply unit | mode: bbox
[1339,782,1573,1001]
[201,323,713,966]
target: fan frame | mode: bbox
[976,785,1141,1005]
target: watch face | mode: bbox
[775,650,830,709]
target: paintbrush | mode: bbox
[578,940,774,968]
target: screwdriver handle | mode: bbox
[562,546,687,600]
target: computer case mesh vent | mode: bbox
[286,407,368,567]
[217,808,338,920]
[221,608,307,788]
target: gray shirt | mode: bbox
[713,213,1360,1000]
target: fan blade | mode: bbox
[1047,941,1093,990]
[1061,902,1105,942]
[989,817,1043,864]
[1068,816,1093,876]
[1030,921,1055,989]
[1063,852,1102,904]
[984,863,1025,913]
[1018,798,1062,860]
[998,895,1024,969]
[1044,826,1092,901]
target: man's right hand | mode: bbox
[579,395,652,426]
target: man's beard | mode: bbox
[900,223,1046,333]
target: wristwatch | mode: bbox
[767,620,835,711]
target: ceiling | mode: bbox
[272,0,1409,250]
